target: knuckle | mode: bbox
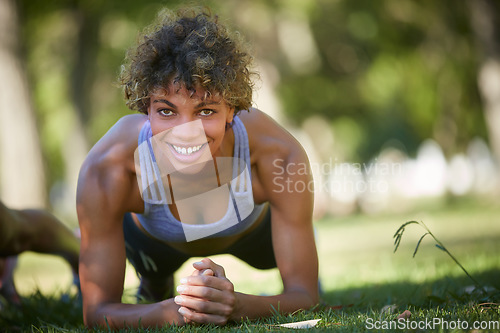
[222,305,233,317]
[215,264,225,274]
[200,288,212,298]
[200,275,210,284]
[182,311,194,321]
[189,312,203,323]
[198,300,210,312]
[226,295,236,307]
[222,279,234,292]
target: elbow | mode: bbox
[83,311,99,329]
[84,313,114,330]
[83,306,109,329]
[83,316,95,329]
[288,287,320,310]
[306,289,320,309]
[300,285,320,310]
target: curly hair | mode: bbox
[119,7,256,114]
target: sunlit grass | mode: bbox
[3,198,500,331]
[317,199,500,292]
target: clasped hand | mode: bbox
[174,258,238,325]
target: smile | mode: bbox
[169,143,206,156]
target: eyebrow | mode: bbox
[195,101,221,108]
[152,99,221,109]
[152,99,176,108]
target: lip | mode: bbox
[166,142,209,165]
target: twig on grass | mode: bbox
[393,220,485,292]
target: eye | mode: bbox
[199,109,215,117]
[159,109,175,117]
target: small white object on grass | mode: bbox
[279,319,321,329]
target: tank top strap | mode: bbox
[231,116,251,193]
[136,120,172,215]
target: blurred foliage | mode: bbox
[274,0,487,161]
[13,0,491,188]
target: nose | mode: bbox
[170,118,205,142]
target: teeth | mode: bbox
[172,144,203,155]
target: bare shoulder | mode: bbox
[83,114,146,171]
[238,109,311,203]
[77,114,147,215]
[238,109,308,166]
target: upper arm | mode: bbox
[257,124,318,303]
[76,147,134,324]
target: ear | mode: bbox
[226,107,235,124]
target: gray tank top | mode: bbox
[134,116,266,242]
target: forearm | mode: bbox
[85,298,185,329]
[231,289,318,322]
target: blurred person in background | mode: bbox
[0,200,80,306]
[77,6,318,329]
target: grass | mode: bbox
[1,198,499,332]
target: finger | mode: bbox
[178,306,228,326]
[180,275,234,293]
[176,284,232,304]
[192,260,210,270]
[175,295,233,319]
[193,258,226,278]
[190,268,214,277]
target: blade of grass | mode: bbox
[413,232,429,258]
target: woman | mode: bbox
[77,7,318,328]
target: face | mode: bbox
[147,85,234,172]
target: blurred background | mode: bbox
[1,0,499,297]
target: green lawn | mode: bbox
[1,198,499,331]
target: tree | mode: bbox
[0,0,46,208]
[469,0,500,168]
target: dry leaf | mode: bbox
[279,319,321,329]
[397,310,412,320]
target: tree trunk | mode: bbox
[468,0,500,170]
[0,0,46,208]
